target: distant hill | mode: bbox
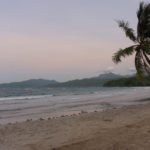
[0,73,130,88]
[48,73,125,87]
[0,79,58,88]
[48,78,106,87]
[95,72,123,80]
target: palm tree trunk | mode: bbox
[135,51,144,78]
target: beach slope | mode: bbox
[1,103,150,150]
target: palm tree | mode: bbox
[113,2,150,78]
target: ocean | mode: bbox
[0,87,149,124]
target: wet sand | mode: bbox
[0,87,150,124]
[1,101,150,150]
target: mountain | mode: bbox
[0,73,128,88]
[48,78,105,87]
[95,72,123,80]
[48,73,125,87]
[0,79,58,88]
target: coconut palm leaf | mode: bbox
[141,51,150,75]
[142,41,150,54]
[143,3,150,38]
[143,60,150,75]
[137,2,150,38]
[143,51,150,66]
[137,2,145,19]
[113,45,136,64]
[117,20,137,42]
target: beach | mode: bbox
[0,87,149,124]
[1,97,150,150]
[1,0,150,149]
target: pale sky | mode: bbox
[0,0,149,82]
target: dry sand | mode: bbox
[1,102,150,150]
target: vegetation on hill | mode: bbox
[0,73,143,88]
[0,79,57,88]
[104,76,150,87]
[48,78,106,87]
[48,73,124,87]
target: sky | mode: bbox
[0,0,149,83]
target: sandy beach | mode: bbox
[0,100,150,150]
[1,0,150,149]
[0,87,149,124]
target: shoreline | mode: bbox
[0,87,150,125]
[0,97,149,126]
[1,100,150,150]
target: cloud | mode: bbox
[95,66,115,74]
[128,67,136,73]
[105,66,114,72]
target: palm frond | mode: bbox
[137,2,150,39]
[113,45,136,64]
[117,20,137,42]
[144,4,150,38]
[143,51,150,71]
[142,41,150,54]
[143,60,150,75]
[143,51,150,66]
[141,51,150,75]
[137,2,146,19]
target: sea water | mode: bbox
[0,87,149,124]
